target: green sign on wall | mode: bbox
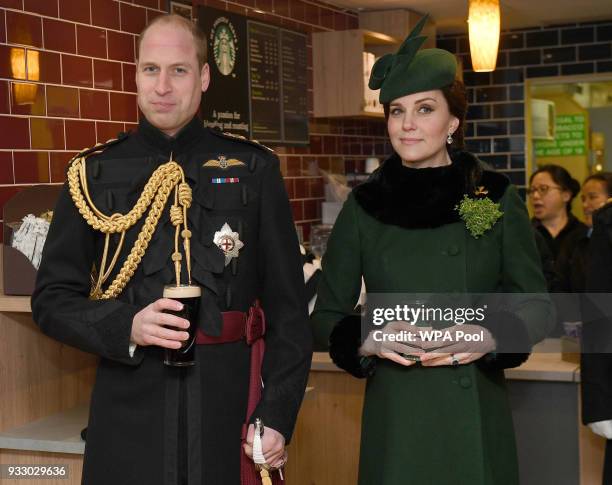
[535,114,587,157]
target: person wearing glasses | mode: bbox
[311,17,553,485]
[528,165,588,293]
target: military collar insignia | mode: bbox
[203,155,246,170]
[214,223,244,266]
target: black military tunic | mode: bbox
[31,116,313,485]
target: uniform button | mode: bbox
[459,376,472,388]
[448,245,460,256]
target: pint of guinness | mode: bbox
[163,284,201,366]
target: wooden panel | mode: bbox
[0,312,97,432]
[284,371,365,485]
[359,10,436,49]
[313,30,367,118]
[0,449,83,485]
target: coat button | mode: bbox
[448,245,460,256]
[459,376,472,388]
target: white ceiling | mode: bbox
[328,0,612,34]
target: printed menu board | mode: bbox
[198,6,309,145]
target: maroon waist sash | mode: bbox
[195,302,284,485]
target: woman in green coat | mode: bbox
[311,17,554,485]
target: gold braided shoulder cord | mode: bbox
[67,142,193,300]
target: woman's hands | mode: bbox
[359,322,496,367]
[359,321,424,366]
[418,324,496,366]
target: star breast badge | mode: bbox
[214,223,244,266]
[203,155,246,170]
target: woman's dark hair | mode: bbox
[583,172,612,197]
[530,164,581,214]
[382,79,467,151]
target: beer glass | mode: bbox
[163,284,201,366]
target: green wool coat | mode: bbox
[311,152,554,485]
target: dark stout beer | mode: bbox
[163,284,201,367]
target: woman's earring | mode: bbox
[447,133,454,145]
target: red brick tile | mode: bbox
[77,25,107,58]
[13,151,50,183]
[65,119,96,150]
[122,63,136,93]
[30,118,65,150]
[80,89,109,120]
[0,81,9,114]
[120,3,147,35]
[108,31,134,62]
[0,9,6,44]
[46,85,79,117]
[94,59,122,90]
[255,0,273,12]
[133,0,158,8]
[303,3,319,25]
[0,116,30,148]
[25,0,59,17]
[33,50,62,84]
[226,3,247,16]
[286,157,301,176]
[110,92,137,122]
[294,178,307,198]
[62,54,93,87]
[0,46,25,80]
[125,122,138,133]
[332,11,345,30]
[10,82,45,116]
[58,0,90,23]
[91,0,118,30]
[304,199,319,220]
[284,178,294,198]
[290,199,303,221]
[96,121,124,143]
[7,11,43,48]
[319,7,334,30]
[0,186,24,217]
[0,0,22,8]
[289,0,305,22]
[0,152,14,184]
[308,177,324,198]
[50,151,76,182]
[146,8,163,25]
[43,18,76,54]
[275,0,289,17]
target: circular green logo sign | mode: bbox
[211,18,237,76]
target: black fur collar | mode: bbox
[353,151,509,229]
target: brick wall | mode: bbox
[438,21,612,195]
[0,0,392,244]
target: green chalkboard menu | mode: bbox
[198,6,309,145]
[535,114,587,157]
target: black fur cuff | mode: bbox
[478,311,532,370]
[329,315,376,378]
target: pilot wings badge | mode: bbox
[203,155,246,170]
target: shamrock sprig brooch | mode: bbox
[455,186,503,238]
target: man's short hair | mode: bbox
[137,14,208,69]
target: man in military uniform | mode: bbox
[31,14,312,485]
